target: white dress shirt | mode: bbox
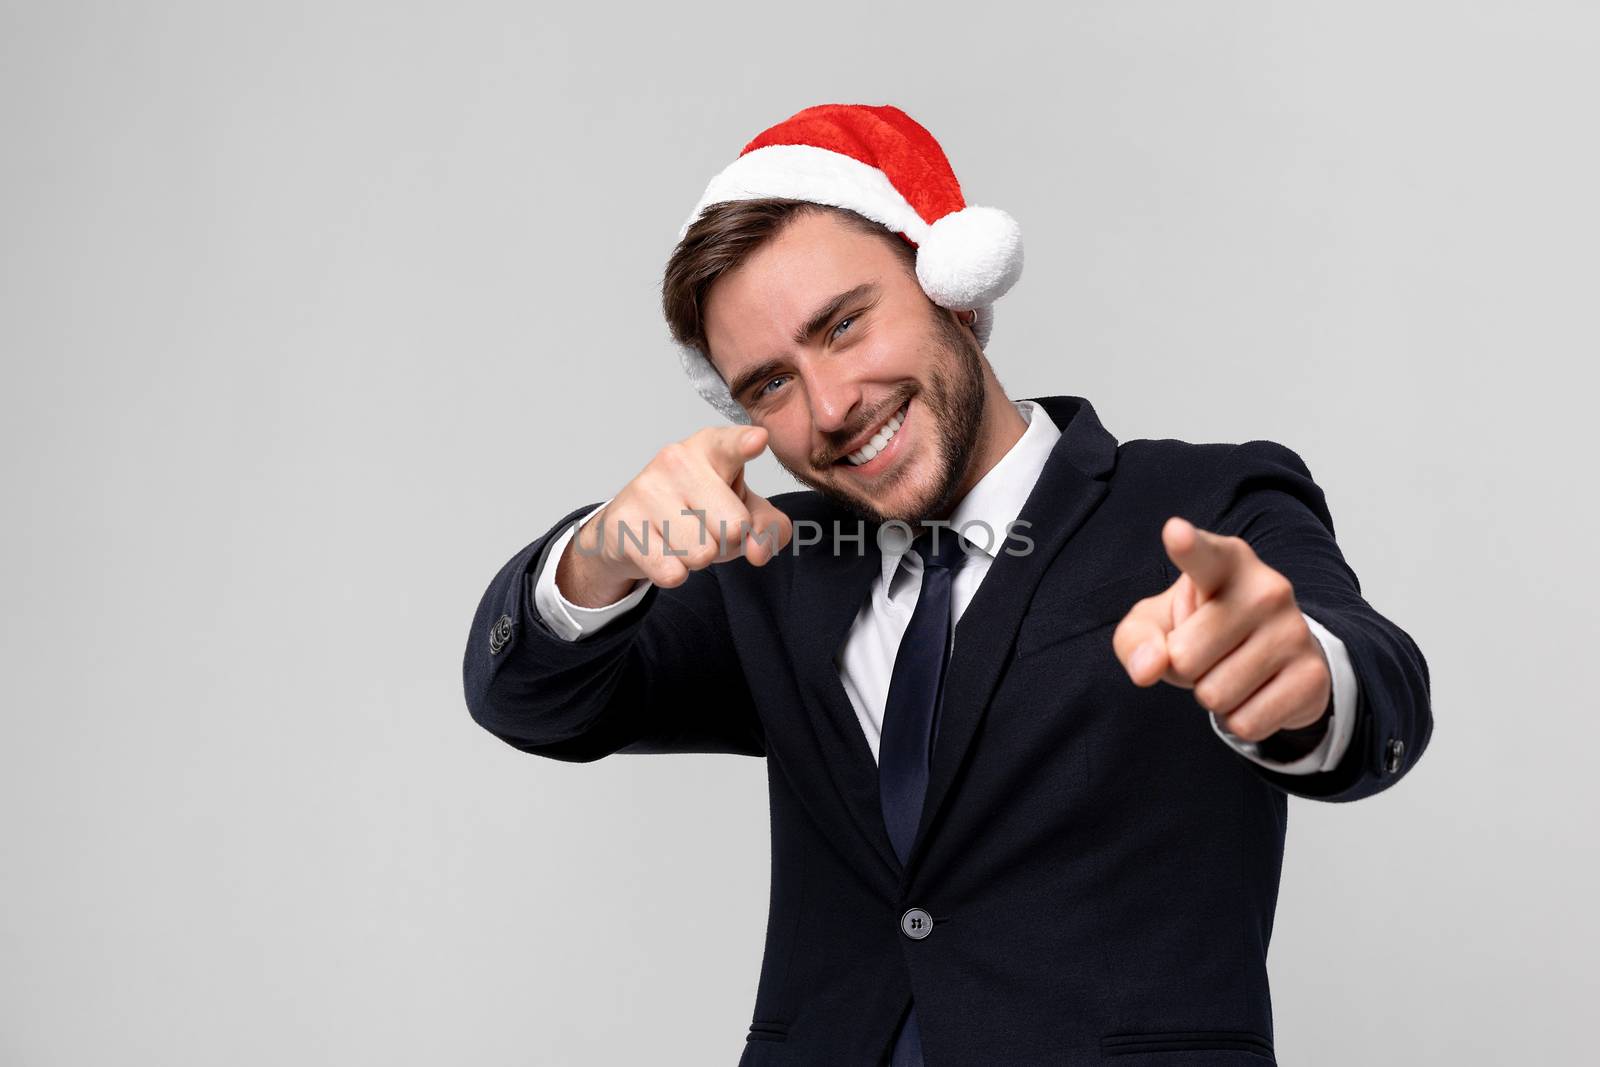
[532,401,1358,775]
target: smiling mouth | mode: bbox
[834,400,910,471]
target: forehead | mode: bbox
[703,211,907,371]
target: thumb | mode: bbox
[1126,628,1170,688]
[740,489,793,566]
[1113,595,1175,688]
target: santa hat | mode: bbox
[673,103,1024,424]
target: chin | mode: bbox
[839,467,942,527]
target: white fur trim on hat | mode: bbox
[679,144,933,243]
[678,342,752,425]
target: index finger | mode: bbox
[1161,516,1240,601]
[691,424,769,484]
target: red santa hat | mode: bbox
[674,103,1025,424]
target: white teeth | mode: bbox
[845,404,907,466]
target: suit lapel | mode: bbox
[785,518,906,881]
[782,395,1119,884]
[909,395,1118,873]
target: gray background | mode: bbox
[3,2,1595,1063]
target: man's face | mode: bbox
[703,210,991,527]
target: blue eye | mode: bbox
[754,314,857,402]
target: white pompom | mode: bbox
[915,206,1024,309]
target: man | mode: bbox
[463,104,1432,1066]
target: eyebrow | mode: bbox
[726,282,880,404]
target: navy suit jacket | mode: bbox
[463,394,1433,1065]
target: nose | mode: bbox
[800,356,862,437]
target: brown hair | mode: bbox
[661,198,918,361]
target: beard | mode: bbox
[773,304,989,529]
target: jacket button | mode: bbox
[900,908,933,941]
[489,614,514,655]
[1384,737,1405,774]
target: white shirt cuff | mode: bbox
[1211,609,1360,775]
[531,498,652,642]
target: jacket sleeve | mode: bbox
[530,498,653,639]
[1192,439,1434,802]
[462,501,766,763]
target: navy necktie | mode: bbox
[880,528,973,1067]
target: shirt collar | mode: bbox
[878,398,1063,586]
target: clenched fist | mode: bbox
[555,425,795,606]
